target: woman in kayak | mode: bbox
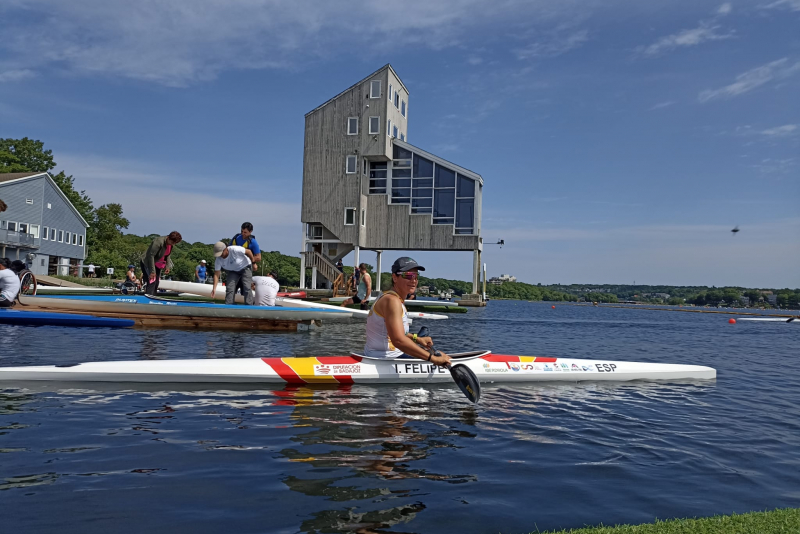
[141,231,182,295]
[364,257,451,365]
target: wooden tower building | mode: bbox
[300,64,484,295]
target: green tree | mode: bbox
[0,137,56,173]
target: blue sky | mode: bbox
[1,0,798,288]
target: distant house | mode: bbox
[489,273,516,285]
[739,296,750,306]
[766,295,777,306]
[0,172,90,276]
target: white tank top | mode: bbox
[364,291,409,359]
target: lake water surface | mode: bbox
[1,301,799,533]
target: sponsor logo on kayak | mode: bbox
[595,363,617,373]
[534,364,544,371]
[314,364,362,376]
[543,364,553,371]
[571,364,582,371]
[114,298,138,303]
[393,363,448,375]
[505,363,535,372]
[560,363,569,370]
[582,365,593,372]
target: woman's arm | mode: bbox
[144,237,162,276]
[382,297,450,365]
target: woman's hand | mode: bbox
[149,275,157,284]
[430,352,451,367]
[415,336,433,349]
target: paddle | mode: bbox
[417,326,481,404]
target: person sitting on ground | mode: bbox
[195,260,207,284]
[341,263,371,310]
[211,241,254,305]
[252,270,281,307]
[0,258,21,308]
[126,264,140,288]
[364,257,450,366]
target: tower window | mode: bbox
[347,117,358,135]
[369,116,380,134]
[344,208,356,226]
[346,155,357,174]
[401,100,406,117]
[370,80,381,98]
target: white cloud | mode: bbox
[516,29,589,60]
[0,69,35,82]
[0,0,598,87]
[467,56,483,65]
[698,58,800,102]
[760,124,798,136]
[762,0,800,11]
[649,101,676,110]
[717,3,733,15]
[638,24,733,57]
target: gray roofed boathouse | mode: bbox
[300,64,484,296]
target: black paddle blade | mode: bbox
[449,364,481,404]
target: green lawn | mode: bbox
[529,509,799,534]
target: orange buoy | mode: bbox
[728,318,736,324]
[551,305,556,309]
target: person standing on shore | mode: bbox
[86,263,96,278]
[364,257,450,365]
[252,271,281,307]
[341,263,371,310]
[211,241,254,305]
[141,231,182,295]
[195,260,207,284]
[0,258,21,308]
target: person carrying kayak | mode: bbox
[211,241,255,305]
[364,257,451,365]
[0,258,21,308]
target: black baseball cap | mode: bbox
[391,257,425,274]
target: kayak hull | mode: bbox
[0,309,134,328]
[0,353,716,383]
[157,280,305,302]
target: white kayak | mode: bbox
[159,279,448,320]
[0,352,716,383]
[276,296,448,320]
[735,317,799,323]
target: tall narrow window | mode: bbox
[387,119,392,136]
[30,225,39,238]
[79,235,84,246]
[369,116,380,134]
[43,226,49,240]
[369,162,388,194]
[394,91,399,108]
[344,208,356,225]
[58,230,63,242]
[346,155,357,174]
[400,133,405,141]
[392,125,398,138]
[50,228,56,240]
[18,223,28,234]
[363,158,368,176]
[388,83,393,102]
[401,100,406,117]
[347,117,358,135]
[72,233,77,245]
[361,208,366,226]
[370,80,381,98]
[65,231,71,244]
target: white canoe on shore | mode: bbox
[0,352,716,384]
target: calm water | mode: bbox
[1,301,799,533]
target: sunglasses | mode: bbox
[395,271,419,281]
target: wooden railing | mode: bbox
[303,251,341,284]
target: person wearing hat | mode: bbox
[195,260,208,284]
[210,241,254,305]
[252,270,281,307]
[363,257,451,366]
[126,264,140,289]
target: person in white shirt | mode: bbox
[252,271,281,307]
[87,263,96,278]
[210,241,254,305]
[0,258,21,307]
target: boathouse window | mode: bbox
[433,165,456,225]
[19,223,28,234]
[387,119,392,136]
[361,208,366,226]
[65,231,71,244]
[369,116,380,135]
[388,83,393,102]
[43,226,49,240]
[390,148,412,204]
[392,125,398,138]
[394,91,399,108]
[347,117,358,135]
[58,230,63,242]
[344,208,356,226]
[401,100,406,117]
[72,232,77,245]
[30,225,39,239]
[370,80,381,98]
[7,222,16,232]
[400,133,405,141]
[26,198,33,205]
[78,235,84,246]
[50,228,56,240]
[346,155,357,174]
[369,162,387,194]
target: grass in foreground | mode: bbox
[529,508,800,534]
